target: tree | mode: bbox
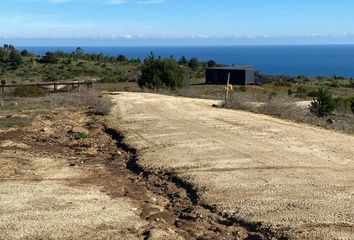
[20,49,30,57]
[39,52,58,64]
[139,52,184,90]
[207,60,217,68]
[9,50,23,70]
[178,56,188,66]
[117,54,127,62]
[309,88,335,117]
[188,57,199,71]
[75,47,84,56]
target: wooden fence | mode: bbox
[0,81,93,94]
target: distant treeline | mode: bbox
[0,44,224,70]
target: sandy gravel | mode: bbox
[0,151,145,240]
[110,92,354,239]
[0,110,183,240]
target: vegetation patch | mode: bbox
[310,88,336,117]
[11,86,47,97]
[0,116,32,129]
[72,131,89,140]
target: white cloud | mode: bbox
[137,0,165,4]
[105,0,165,5]
[0,0,166,4]
[104,0,125,5]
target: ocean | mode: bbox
[18,45,354,78]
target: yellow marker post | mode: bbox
[225,73,231,104]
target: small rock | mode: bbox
[69,160,76,166]
[327,118,335,124]
[148,197,157,204]
[70,126,89,135]
[41,127,54,135]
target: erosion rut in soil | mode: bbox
[108,92,354,239]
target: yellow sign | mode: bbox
[225,84,234,92]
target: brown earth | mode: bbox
[108,92,354,240]
[0,108,268,239]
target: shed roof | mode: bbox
[207,66,255,71]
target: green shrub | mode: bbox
[273,81,291,87]
[295,86,307,98]
[99,75,121,83]
[309,88,335,117]
[73,132,88,140]
[307,90,319,98]
[330,80,340,88]
[45,73,60,82]
[0,117,32,129]
[335,98,353,115]
[39,52,58,64]
[12,86,47,97]
[139,52,184,90]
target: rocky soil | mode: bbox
[0,108,268,239]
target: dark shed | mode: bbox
[206,66,255,85]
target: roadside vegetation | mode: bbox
[1,44,353,134]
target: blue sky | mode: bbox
[0,0,354,45]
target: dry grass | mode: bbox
[48,90,114,115]
[227,92,354,134]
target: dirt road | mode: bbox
[0,111,187,240]
[109,92,354,239]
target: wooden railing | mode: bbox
[0,81,93,94]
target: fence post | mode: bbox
[0,81,5,95]
[77,82,80,92]
[54,82,58,93]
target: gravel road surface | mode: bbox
[110,92,354,239]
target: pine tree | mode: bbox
[309,88,335,117]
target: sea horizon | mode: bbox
[14,44,354,78]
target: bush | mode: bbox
[99,75,121,83]
[12,86,47,97]
[307,90,319,98]
[45,73,60,82]
[273,81,291,87]
[309,88,335,117]
[139,53,184,90]
[39,52,58,64]
[188,57,199,71]
[295,86,307,98]
[73,132,88,140]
